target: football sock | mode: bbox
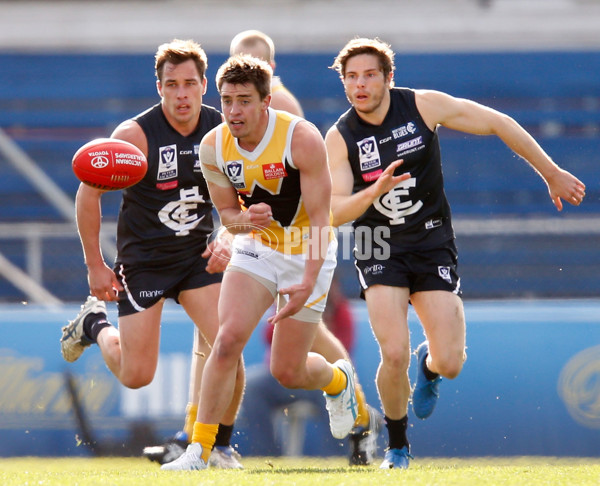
[422,353,440,381]
[192,422,219,463]
[353,382,369,428]
[82,313,111,343]
[214,423,233,448]
[321,364,347,396]
[183,403,198,441]
[385,415,409,451]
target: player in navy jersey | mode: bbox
[60,39,244,468]
[325,37,586,469]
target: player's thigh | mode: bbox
[179,283,221,345]
[411,290,466,360]
[364,284,411,355]
[118,299,164,371]
[218,269,275,345]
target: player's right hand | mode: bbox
[87,263,123,301]
[245,202,273,228]
[373,159,411,197]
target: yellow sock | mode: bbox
[183,402,198,440]
[321,364,347,396]
[191,422,219,463]
[353,382,369,428]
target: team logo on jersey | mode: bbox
[374,177,423,225]
[225,160,246,190]
[158,186,206,236]
[357,136,381,172]
[392,122,417,139]
[157,144,178,181]
[262,162,288,180]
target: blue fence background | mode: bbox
[1,299,599,457]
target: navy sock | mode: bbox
[385,415,409,451]
[82,312,112,343]
[214,423,233,448]
[422,353,440,381]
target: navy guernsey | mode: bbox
[116,103,222,266]
[335,88,454,251]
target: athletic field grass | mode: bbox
[2,456,600,485]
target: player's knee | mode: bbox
[381,343,411,372]
[212,332,245,364]
[120,370,153,389]
[271,365,301,389]
[433,352,464,379]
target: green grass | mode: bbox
[2,456,600,486]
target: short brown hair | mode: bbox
[216,54,273,101]
[331,37,395,80]
[155,39,208,82]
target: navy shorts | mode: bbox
[113,254,222,317]
[354,240,462,298]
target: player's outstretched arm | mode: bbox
[415,89,586,211]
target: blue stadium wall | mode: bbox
[0,300,599,457]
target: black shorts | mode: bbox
[354,240,462,298]
[114,254,222,317]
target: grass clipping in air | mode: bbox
[2,456,600,485]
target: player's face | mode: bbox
[157,60,207,132]
[220,81,270,145]
[342,54,391,116]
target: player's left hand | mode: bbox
[546,168,586,211]
[268,284,312,324]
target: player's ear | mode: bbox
[387,71,394,88]
[262,93,272,111]
[156,79,163,97]
[202,77,208,95]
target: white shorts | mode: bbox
[227,234,338,322]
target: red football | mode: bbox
[72,138,148,191]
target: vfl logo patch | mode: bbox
[438,266,452,283]
[262,162,287,180]
[225,160,246,190]
[357,136,381,171]
[157,144,178,181]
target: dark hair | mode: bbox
[331,37,395,80]
[216,54,272,101]
[155,39,207,82]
